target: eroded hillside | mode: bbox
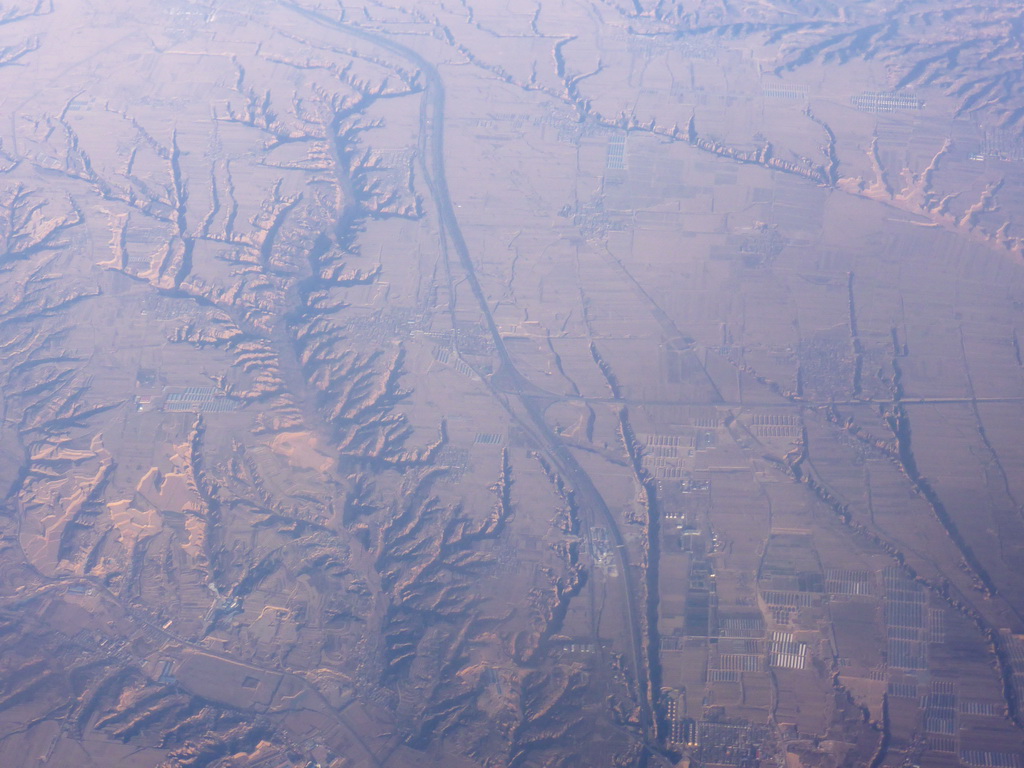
[2,1,1024,767]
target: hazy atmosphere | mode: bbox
[2,0,1024,766]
